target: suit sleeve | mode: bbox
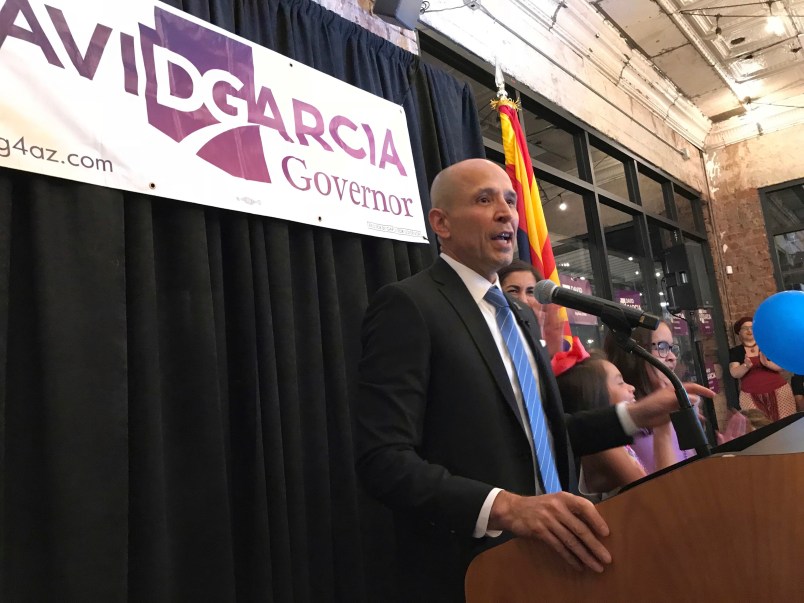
[355,284,493,535]
[565,407,631,456]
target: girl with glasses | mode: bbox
[728,316,797,421]
[554,343,678,496]
[604,320,693,473]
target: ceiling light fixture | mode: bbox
[766,1,785,36]
[558,201,567,211]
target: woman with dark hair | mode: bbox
[728,316,796,421]
[604,320,690,473]
[498,258,543,315]
[554,343,676,494]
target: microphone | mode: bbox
[534,279,661,331]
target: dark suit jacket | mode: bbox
[356,258,628,601]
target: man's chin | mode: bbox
[500,253,515,268]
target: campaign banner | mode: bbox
[697,308,714,336]
[0,0,427,243]
[705,360,721,394]
[558,275,598,326]
[613,289,642,310]
[671,315,689,336]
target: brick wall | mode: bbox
[311,0,418,53]
[704,122,804,342]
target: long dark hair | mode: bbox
[604,322,670,399]
[555,351,610,414]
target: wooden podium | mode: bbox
[465,414,804,602]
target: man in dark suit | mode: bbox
[356,159,712,601]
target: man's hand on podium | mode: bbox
[487,490,612,573]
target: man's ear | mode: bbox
[429,208,450,240]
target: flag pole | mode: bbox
[491,66,574,352]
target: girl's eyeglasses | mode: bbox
[651,341,680,358]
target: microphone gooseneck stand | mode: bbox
[600,306,711,458]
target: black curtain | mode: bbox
[0,0,484,600]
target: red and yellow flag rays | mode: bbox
[493,98,572,350]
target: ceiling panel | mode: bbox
[692,87,743,118]
[652,44,725,97]
[598,0,688,56]
[591,0,804,130]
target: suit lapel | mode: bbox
[427,259,573,490]
[428,260,524,427]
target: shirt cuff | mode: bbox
[473,488,504,538]
[615,401,640,436]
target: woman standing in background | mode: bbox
[728,317,797,421]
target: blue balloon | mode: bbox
[753,291,804,374]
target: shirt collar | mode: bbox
[440,253,500,305]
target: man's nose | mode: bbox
[495,199,516,221]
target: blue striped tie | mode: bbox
[484,286,561,494]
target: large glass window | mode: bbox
[637,170,667,218]
[760,179,804,293]
[539,181,605,349]
[763,183,804,233]
[673,187,700,232]
[591,145,628,200]
[774,230,804,291]
[521,109,578,176]
[648,221,679,312]
[600,203,649,309]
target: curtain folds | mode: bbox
[0,1,484,600]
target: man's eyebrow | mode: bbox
[473,187,517,201]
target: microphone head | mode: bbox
[534,279,558,304]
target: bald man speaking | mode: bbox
[355,159,712,601]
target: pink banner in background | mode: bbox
[705,361,721,394]
[697,309,714,336]
[558,275,598,325]
[614,289,642,310]
[671,315,689,336]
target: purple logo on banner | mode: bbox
[697,309,714,336]
[614,289,642,310]
[671,316,689,336]
[139,8,271,182]
[558,275,597,325]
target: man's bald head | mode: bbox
[427,158,519,281]
[430,158,505,211]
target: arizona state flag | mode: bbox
[492,97,572,350]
